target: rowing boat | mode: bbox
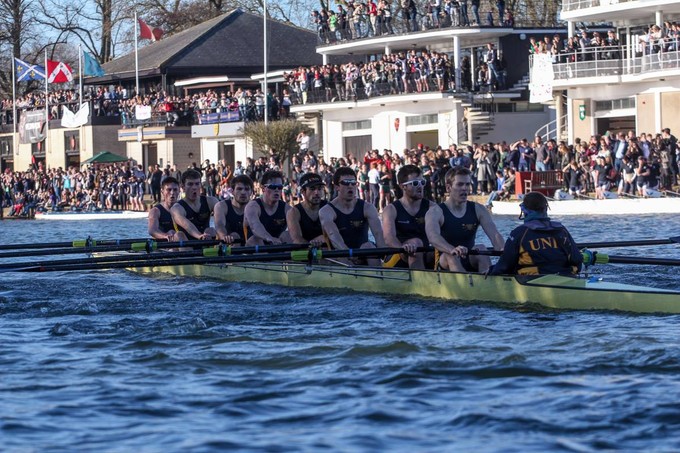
[130,261,680,314]
[34,210,148,221]
[489,196,680,216]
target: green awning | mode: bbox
[82,151,129,164]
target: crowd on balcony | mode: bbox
[282,46,508,105]
[311,0,515,44]
[0,90,83,127]
[533,23,680,66]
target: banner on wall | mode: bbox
[529,53,554,104]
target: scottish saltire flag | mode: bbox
[83,52,105,77]
[14,57,45,81]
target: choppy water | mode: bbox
[1,214,680,452]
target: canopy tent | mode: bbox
[82,151,129,165]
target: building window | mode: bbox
[0,140,10,156]
[343,120,372,131]
[405,114,438,126]
[594,98,635,112]
[64,131,80,154]
[31,141,45,157]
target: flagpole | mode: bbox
[135,11,140,97]
[45,49,50,157]
[78,44,84,162]
[78,44,83,104]
[12,55,17,159]
[263,2,268,126]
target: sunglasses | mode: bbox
[402,179,426,187]
[264,183,284,190]
[339,179,358,186]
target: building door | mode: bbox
[143,143,158,169]
[596,116,635,136]
[343,135,372,161]
[220,142,235,169]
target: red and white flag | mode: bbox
[46,59,73,83]
[138,18,164,41]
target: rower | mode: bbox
[382,164,434,269]
[319,166,386,266]
[425,166,504,273]
[286,172,327,246]
[171,169,219,240]
[147,177,188,242]
[244,170,292,245]
[214,175,253,245]
[490,191,583,276]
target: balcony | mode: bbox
[560,0,680,22]
[530,48,680,88]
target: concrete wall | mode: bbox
[571,98,592,142]
[636,93,656,135]
[661,92,680,134]
[480,111,552,144]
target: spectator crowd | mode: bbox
[3,126,679,218]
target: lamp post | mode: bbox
[263,0,268,126]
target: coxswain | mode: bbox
[214,175,254,244]
[425,166,504,273]
[382,164,434,269]
[319,166,386,266]
[171,169,219,240]
[490,191,583,276]
[286,172,327,246]
[148,176,188,242]
[244,170,292,245]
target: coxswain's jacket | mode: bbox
[490,217,583,276]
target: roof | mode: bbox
[92,9,322,83]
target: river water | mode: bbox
[1,214,680,451]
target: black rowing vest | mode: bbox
[154,203,175,233]
[330,199,368,249]
[176,196,211,234]
[439,201,479,249]
[393,199,429,245]
[295,200,327,241]
[223,200,245,239]
[246,198,287,239]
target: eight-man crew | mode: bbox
[490,191,583,276]
[425,166,505,273]
[286,172,327,246]
[214,175,254,244]
[244,170,292,245]
[147,176,188,242]
[382,164,435,269]
[319,166,386,266]
[171,169,219,240]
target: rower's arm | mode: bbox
[148,207,172,240]
[171,204,203,240]
[425,205,454,254]
[365,202,386,248]
[244,200,276,243]
[476,203,505,251]
[286,207,306,244]
[319,204,348,249]
[381,204,401,248]
[213,201,231,242]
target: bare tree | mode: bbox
[0,0,40,98]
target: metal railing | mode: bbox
[531,48,680,82]
[561,0,636,12]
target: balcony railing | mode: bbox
[561,0,636,12]
[531,48,680,82]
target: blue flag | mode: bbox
[83,52,105,77]
[15,57,45,82]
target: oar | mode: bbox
[0,239,222,259]
[576,237,680,249]
[583,251,680,267]
[0,243,311,270]
[8,246,426,273]
[0,237,151,251]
